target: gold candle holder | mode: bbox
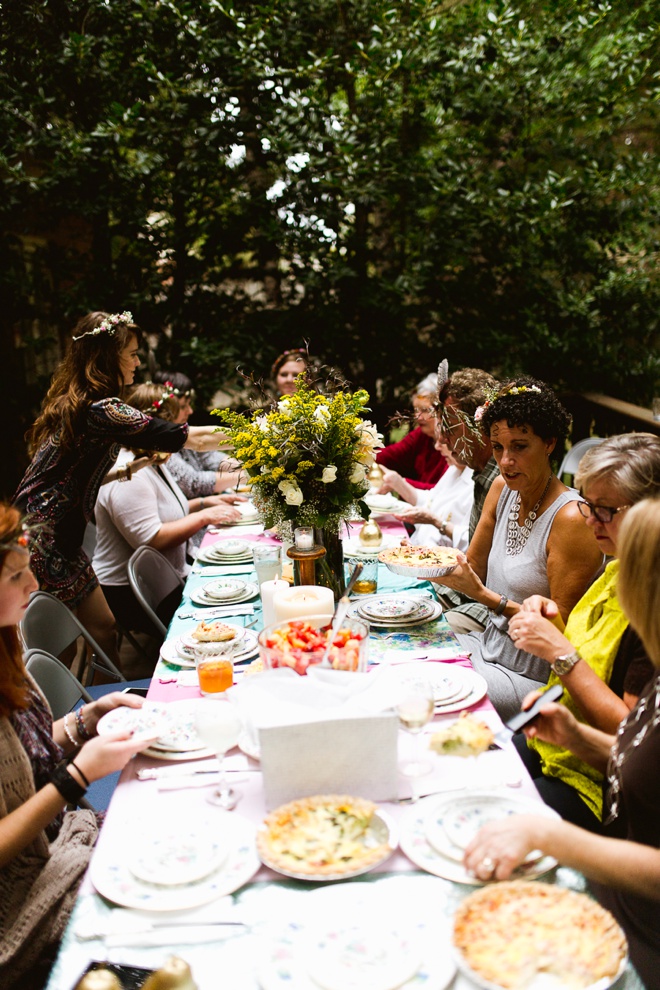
[288,527,327,585]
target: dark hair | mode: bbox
[153,370,194,394]
[28,311,141,452]
[0,503,31,715]
[480,376,571,444]
[438,368,499,417]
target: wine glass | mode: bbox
[395,676,435,779]
[194,698,243,808]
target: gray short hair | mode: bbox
[574,433,660,504]
[412,373,440,401]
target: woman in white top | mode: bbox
[379,442,474,550]
[93,384,245,636]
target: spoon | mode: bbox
[319,562,364,668]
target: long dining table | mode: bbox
[46,516,643,990]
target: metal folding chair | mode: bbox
[127,546,184,638]
[558,437,604,482]
[21,590,125,686]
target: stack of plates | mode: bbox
[385,661,488,714]
[400,791,559,885]
[96,700,214,760]
[349,593,442,628]
[189,577,259,607]
[161,625,260,668]
[197,539,253,565]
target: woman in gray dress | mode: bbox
[433,377,603,719]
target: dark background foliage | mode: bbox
[2,0,659,496]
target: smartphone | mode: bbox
[121,687,150,698]
[505,683,564,735]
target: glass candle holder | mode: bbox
[294,526,315,549]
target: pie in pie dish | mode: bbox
[257,795,394,878]
[453,881,627,990]
[378,545,460,577]
[429,712,495,757]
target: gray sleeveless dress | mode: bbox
[456,485,580,720]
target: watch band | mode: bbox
[491,593,508,616]
[50,760,87,804]
[551,650,581,676]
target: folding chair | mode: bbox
[558,437,604,482]
[127,546,184,638]
[21,590,125,686]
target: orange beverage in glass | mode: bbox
[196,657,234,695]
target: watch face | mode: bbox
[553,652,579,675]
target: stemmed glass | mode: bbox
[194,698,243,808]
[395,676,435,779]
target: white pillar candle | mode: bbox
[260,577,290,628]
[272,585,335,623]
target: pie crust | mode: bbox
[378,545,460,568]
[257,794,391,877]
[453,881,627,990]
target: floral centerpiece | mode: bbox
[213,382,383,593]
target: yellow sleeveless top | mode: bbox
[527,559,628,819]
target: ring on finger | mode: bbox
[479,855,496,877]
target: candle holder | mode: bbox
[287,539,326,587]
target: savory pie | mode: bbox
[429,712,495,757]
[378,545,460,568]
[453,881,627,990]
[257,794,391,877]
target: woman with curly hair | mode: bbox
[13,312,226,668]
[432,377,602,720]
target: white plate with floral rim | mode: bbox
[129,829,228,886]
[256,920,455,990]
[209,539,250,556]
[196,546,253,564]
[358,596,423,620]
[201,577,247,600]
[189,582,259,607]
[180,624,247,651]
[430,791,558,857]
[350,599,442,628]
[97,701,206,753]
[399,795,557,885]
[91,812,259,910]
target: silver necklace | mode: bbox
[506,475,553,556]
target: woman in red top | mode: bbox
[376,373,447,490]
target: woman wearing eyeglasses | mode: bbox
[507,433,660,831]
[375,373,447,490]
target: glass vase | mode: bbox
[313,526,345,601]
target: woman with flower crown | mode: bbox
[13,312,226,669]
[432,377,602,721]
[0,503,156,988]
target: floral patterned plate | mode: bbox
[129,830,228,886]
[201,577,247,600]
[189,582,259,607]
[358,596,423,620]
[97,701,206,752]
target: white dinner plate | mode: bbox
[400,795,557,885]
[201,577,247,600]
[97,700,206,753]
[363,493,404,514]
[196,546,253,565]
[359,596,422,620]
[160,631,259,669]
[207,538,250,556]
[129,829,228,886]
[180,625,246,651]
[90,812,259,910]
[349,598,442,628]
[189,582,259,607]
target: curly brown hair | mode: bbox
[27,311,141,453]
[480,376,571,444]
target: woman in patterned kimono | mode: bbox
[0,504,154,989]
[13,311,226,667]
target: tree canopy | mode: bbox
[2,0,659,455]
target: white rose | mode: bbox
[321,465,338,484]
[255,415,269,431]
[278,480,294,494]
[277,399,291,414]
[284,486,304,506]
[350,463,367,484]
[314,406,331,424]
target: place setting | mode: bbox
[188,576,259,607]
[350,593,443,628]
[196,539,254,565]
[97,699,217,761]
[160,621,260,669]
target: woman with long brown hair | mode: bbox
[0,503,154,988]
[13,311,226,667]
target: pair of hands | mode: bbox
[72,692,157,785]
[202,492,247,525]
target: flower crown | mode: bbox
[145,382,177,415]
[72,311,134,341]
[0,519,47,555]
[474,383,541,422]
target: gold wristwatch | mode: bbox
[551,650,581,676]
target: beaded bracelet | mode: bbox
[63,712,81,748]
[75,706,93,741]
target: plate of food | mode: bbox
[378,545,460,578]
[256,794,397,881]
[452,882,628,990]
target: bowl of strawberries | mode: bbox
[258,615,369,675]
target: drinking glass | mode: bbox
[345,554,378,595]
[193,699,243,808]
[395,676,434,778]
[252,545,282,588]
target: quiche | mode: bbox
[257,794,392,878]
[192,620,237,643]
[453,882,627,990]
[378,545,460,574]
[430,712,495,757]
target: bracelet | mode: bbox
[117,463,131,483]
[438,520,447,536]
[63,713,80,748]
[70,760,91,788]
[200,497,205,510]
[50,760,87,804]
[491,593,508,616]
[75,706,93,741]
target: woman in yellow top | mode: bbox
[507,433,660,830]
